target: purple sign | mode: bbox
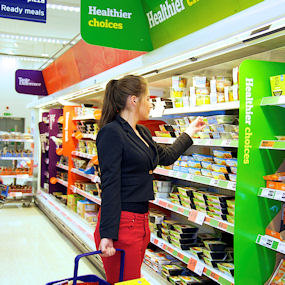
[0,0,46,23]
[15,69,48,96]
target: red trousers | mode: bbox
[94,211,150,284]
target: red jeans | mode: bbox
[94,211,150,284]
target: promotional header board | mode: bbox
[0,0,46,23]
[15,69,48,96]
[81,0,263,51]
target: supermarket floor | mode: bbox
[0,205,101,285]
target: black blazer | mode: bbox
[96,115,193,240]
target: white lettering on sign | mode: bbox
[19,77,41,87]
[1,5,23,14]
[245,78,254,126]
[146,0,185,28]
[88,7,132,19]
[27,0,45,3]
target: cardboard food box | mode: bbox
[267,181,285,191]
[77,200,97,218]
[270,74,285,96]
[266,208,285,241]
[84,211,98,224]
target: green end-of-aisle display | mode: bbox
[235,60,285,284]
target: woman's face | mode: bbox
[137,89,152,121]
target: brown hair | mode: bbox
[99,75,147,129]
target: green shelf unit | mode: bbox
[256,234,285,255]
[259,140,285,150]
[258,187,285,202]
[235,60,285,285]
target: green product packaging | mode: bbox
[217,262,234,277]
[203,240,227,251]
[270,74,285,96]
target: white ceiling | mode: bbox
[0,0,80,69]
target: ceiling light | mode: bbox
[47,4,79,12]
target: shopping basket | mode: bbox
[46,249,125,285]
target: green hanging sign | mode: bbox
[81,0,263,51]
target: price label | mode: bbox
[187,174,194,181]
[210,179,219,187]
[158,240,164,248]
[274,191,285,202]
[277,242,285,254]
[159,200,167,208]
[259,236,273,248]
[187,258,204,276]
[218,222,228,231]
[261,141,275,148]
[262,188,276,199]
[188,210,206,225]
[209,272,220,281]
[177,253,184,260]
[228,182,236,191]
[222,139,231,147]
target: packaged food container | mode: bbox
[188,160,202,168]
[230,167,237,174]
[196,94,210,106]
[177,186,196,197]
[162,264,184,276]
[208,206,228,215]
[217,263,234,278]
[212,164,229,174]
[162,219,178,230]
[213,157,227,166]
[201,168,213,177]
[195,205,208,213]
[188,167,201,175]
[202,248,228,261]
[179,276,203,284]
[197,132,212,139]
[217,92,226,103]
[172,224,199,234]
[175,118,186,126]
[170,88,186,98]
[202,125,211,132]
[211,171,227,180]
[213,150,233,159]
[225,158,238,167]
[204,240,227,251]
[212,132,221,139]
[201,161,213,170]
[173,98,184,108]
[216,77,232,93]
[180,161,188,167]
[172,76,187,89]
[202,256,219,268]
[207,115,237,125]
[226,215,235,224]
[206,200,228,209]
[189,247,204,259]
[170,230,198,239]
[155,181,172,193]
[220,132,234,139]
[193,76,209,88]
[192,153,214,162]
[192,191,207,200]
[230,132,239,139]
[229,173,237,182]
[193,198,207,208]
[207,193,233,203]
[228,207,235,216]
[226,199,235,209]
[207,211,227,221]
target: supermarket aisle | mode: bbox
[0,205,100,285]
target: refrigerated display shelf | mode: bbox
[258,187,285,202]
[72,133,97,140]
[0,156,33,160]
[259,140,285,150]
[153,137,238,148]
[150,234,234,285]
[151,198,234,234]
[0,139,33,143]
[71,185,101,205]
[57,178,68,188]
[260,96,285,107]
[36,190,169,284]
[72,115,96,121]
[256,234,285,255]
[56,163,69,171]
[72,151,96,160]
[70,168,100,183]
[151,102,240,118]
[0,174,33,179]
[154,167,236,191]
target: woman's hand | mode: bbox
[185,117,206,138]
[99,238,116,257]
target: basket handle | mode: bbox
[73,249,125,285]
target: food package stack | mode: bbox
[153,180,172,198]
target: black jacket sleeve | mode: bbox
[156,133,193,166]
[140,125,193,166]
[96,125,123,241]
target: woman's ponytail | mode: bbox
[99,75,147,129]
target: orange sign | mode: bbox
[56,148,63,156]
[261,141,275,148]
[75,131,83,140]
[94,109,102,120]
[50,177,57,184]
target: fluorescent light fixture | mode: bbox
[47,4,80,12]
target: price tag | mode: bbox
[187,174,194,181]
[277,242,285,254]
[218,221,228,231]
[224,139,231,147]
[209,272,220,281]
[262,188,276,199]
[188,210,206,225]
[187,258,204,276]
[158,240,164,248]
[159,200,167,208]
[228,182,236,191]
[274,191,285,202]
[259,236,273,248]
[177,253,184,260]
[210,179,219,187]
[261,141,275,148]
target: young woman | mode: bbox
[94,75,205,284]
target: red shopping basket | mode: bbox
[46,249,125,285]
